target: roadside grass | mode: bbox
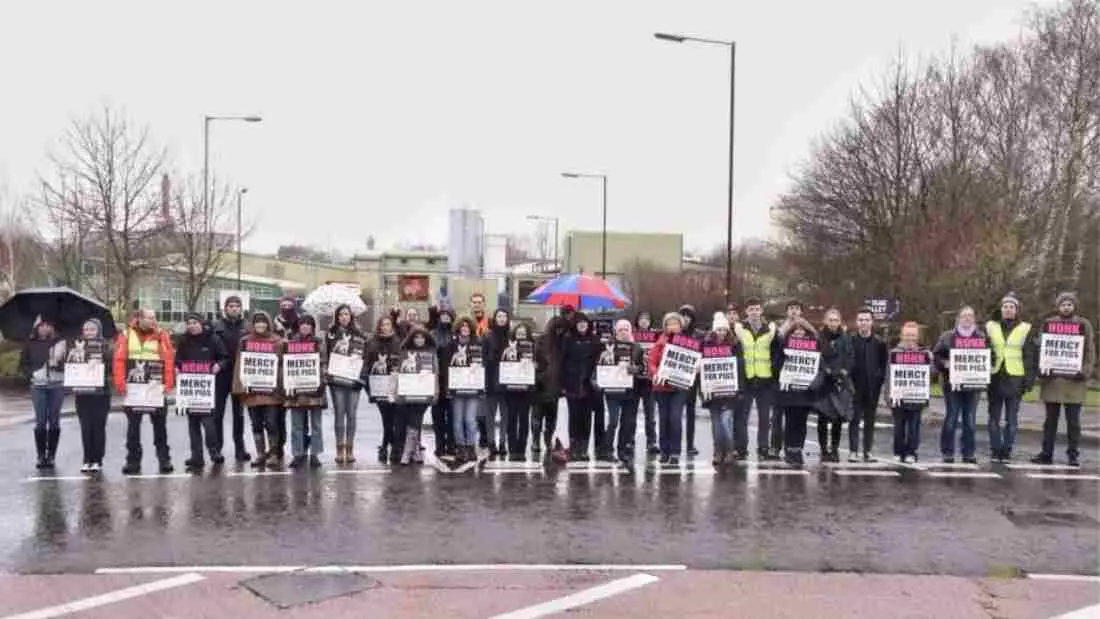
[930,383,1099,408]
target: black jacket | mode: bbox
[482,311,513,393]
[816,327,855,420]
[175,330,230,368]
[561,330,600,398]
[212,316,248,375]
[19,336,65,384]
[851,332,888,399]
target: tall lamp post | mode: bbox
[526,215,560,270]
[236,187,248,288]
[561,172,608,279]
[655,32,736,304]
[202,115,263,218]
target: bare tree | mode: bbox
[38,105,168,309]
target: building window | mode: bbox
[399,257,408,265]
[161,299,171,313]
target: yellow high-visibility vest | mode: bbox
[737,322,775,379]
[986,320,1030,376]
[127,329,161,361]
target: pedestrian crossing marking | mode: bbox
[924,471,1001,479]
[753,469,810,476]
[21,475,90,483]
[227,471,292,477]
[1025,473,1100,481]
[1004,463,1084,471]
[832,470,902,477]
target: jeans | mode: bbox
[291,407,324,457]
[76,393,110,465]
[817,416,843,453]
[783,406,811,451]
[740,382,774,454]
[849,389,879,454]
[531,399,558,449]
[393,405,426,454]
[31,385,65,431]
[941,389,980,458]
[709,403,734,455]
[892,407,922,457]
[329,385,361,445]
[1041,402,1082,458]
[125,408,169,465]
[987,390,1021,455]
[214,376,246,455]
[451,396,481,447]
[187,413,219,463]
[503,392,531,456]
[249,405,284,456]
[377,402,398,451]
[431,396,453,454]
[603,395,638,456]
[655,389,689,458]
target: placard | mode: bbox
[123,359,165,410]
[326,353,363,385]
[778,337,820,392]
[368,374,396,402]
[655,334,702,390]
[1039,321,1085,376]
[448,364,485,394]
[397,372,436,401]
[176,363,216,414]
[596,364,633,391]
[948,347,990,390]
[64,361,105,392]
[239,348,279,393]
[633,329,659,351]
[284,351,322,394]
[498,360,535,386]
[889,350,931,405]
[700,344,739,398]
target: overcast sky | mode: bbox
[0,0,1049,256]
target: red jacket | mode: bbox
[647,335,674,392]
[112,324,175,393]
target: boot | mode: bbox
[400,430,417,465]
[46,428,60,468]
[411,429,424,464]
[335,443,346,465]
[251,433,268,468]
[34,429,48,469]
[345,439,357,464]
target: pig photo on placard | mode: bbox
[447,326,486,396]
[396,327,438,403]
[64,337,107,394]
[124,357,165,410]
[596,340,635,393]
[325,329,366,388]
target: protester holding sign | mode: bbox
[701,313,744,465]
[532,316,568,455]
[887,322,933,463]
[366,316,403,463]
[212,295,251,463]
[66,318,111,473]
[561,312,602,461]
[22,316,67,470]
[649,312,699,465]
[814,308,855,463]
[395,325,438,465]
[985,293,1038,463]
[773,318,822,467]
[498,323,536,461]
[448,317,486,463]
[112,309,176,475]
[932,306,990,464]
[677,304,703,457]
[324,304,367,465]
[598,319,645,462]
[849,308,888,462]
[1032,292,1096,467]
[285,315,327,469]
[175,314,229,472]
[429,306,456,459]
[482,309,515,456]
[734,298,779,461]
[233,312,285,468]
[632,312,659,455]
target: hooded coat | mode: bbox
[560,312,600,398]
[212,311,248,379]
[482,309,513,393]
[283,315,328,409]
[431,306,456,391]
[535,316,566,403]
[20,322,67,386]
[273,295,300,338]
[699,329,745,408]
[233,312,284,407]
[365,316,404,399]
[1038,294,1096,404]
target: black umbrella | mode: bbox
[0,287,117,341]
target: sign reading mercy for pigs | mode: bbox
[889,350,932,405]
[176,361,216,414]
[1039,320,1085,376]
[700,344,739,399]
[948,336,990,390]
[283,340,321,394]
[239,340,279,393]
[778,336,820,392]
[655,334,702,391]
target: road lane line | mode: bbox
[326,469,392,475]
[917,463,980,470]
[924,471,1001,479]
[226,471,292,477]
[21,476,90,483]
[1,573,204,619]
[1050,603,1100,619]
[96,566,303,574]
[97,564,687,575]
[1004,463,1085,471]
[123,473,194,480]
[1027,573,1100,583]
[652,469,716,476]
[1026,473,1100,481]
[822,462,899,470]
[832,470,901,477]
[752,469,810,476]
[488,573,660,619]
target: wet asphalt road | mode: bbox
[0,398,1096,579]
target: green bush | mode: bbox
[0,347,20,377]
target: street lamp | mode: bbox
[526,215,560,270]
[202,115,263,218]
[655,31,737,304]
[561,172,608,279]
[236,187,248,288]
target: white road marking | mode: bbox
[97,564,687,575]
[1004,463,1087,471]
[488,573,660,619]
[97,566,303,575]
[2,573,204,619]
[808,419,893,429]
[652,469,716,476]
[924,471,1001,479]
[832,470,901,478]
[21,476,90,483]
[916,462,980,470]
[1026,473,1100,481]
[226,471,292,477]
[326,469,392,475]
[752,469,810,476]
[488,469,547,475]
[123,474,194,480]
[1027,573,1100,583]
[1050,603,1100,619]
[822,461,899,470]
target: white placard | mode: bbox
[948,348,991,389]
[779,349,820,391]
[701,356,739,398]
[498,360,535,386]
[1039,333,1085,375]
[889,364,931,404]
[368,374,396,402]
[284,353,321,393]
[64,362,105,390]
[124,382,164,409]
[239,351,279,392]
[326,353,364,384]
[176,373,216,413]
[655,344,702,390]
[596,364,633,391]
[448,365,485,393]
[397,372,436,399]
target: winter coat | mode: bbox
[324,323,368,388]
[887,345,935,412]
[1039,313,1096,405]
[851,331,888,401]
[20,335,67,386]
[699,331,745,409]
[482,311,513,393]
[283,333,328,409]
[814,327,855,420]
[534,317,566,403]
[112,322,176,394]
[432,309,456,394]
[273,311,299,339]
[771,319,825,409]
[212,315,248,379]
[932,327,991,392]
[232,313,283,407]
[175,329,230,369]
[560,322,600,398]
[987,318,1040,400]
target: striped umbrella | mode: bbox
[526,273,630,310]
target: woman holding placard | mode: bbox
[176,313,230,472]
[325,304,367,465]
[286,315,327,469]
[932,306,990,464]
[22,316,67,470]
[887,322,933,463]
[448,316,486,463]
[234,312,285,468]
[648,312,696,466]
[597,319,646,463]
[500,323,536,461]
[67,318,112,473]
[700,312,745,466]
[394,325,438,465]
[482,309,515,457]
[366,316,403,464]
[533,316,567,455]
[772,318,823,467]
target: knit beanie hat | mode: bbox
[662,312,684,329]
[712,311,731,332]
[1055,291,1079,309]
[1000,293,1021,311]
[184,312,204,324]
[224,295,242,307]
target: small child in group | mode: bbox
[889,322,933,463]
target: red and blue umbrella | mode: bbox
[526,273,630,310]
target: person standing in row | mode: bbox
[677,304,701,457]
[114,309,175,475]
[448,317,485,463]
[701,312,744,465]
[889,322,932,463]
[734,298,777,461]
[325,304,367,465]
[21,316,67,470]
[648,312,691,466]
[815,308,854,463]
[773,318,822,467]
[501,323,536,461]
[482,308,513,455]
[176,313,229,472]
[273,295,299,338]
[932,306,989,464]
[985,293,1037,462]
[562,312,601,461]
[849,307,888,462]
[212,296,251,462]
[366,316,402,463]
[71,318,112,473]
[1032,292,1096,467]
[599,319,645,462]
[286,315,327,469]
[532,316,567,455]
[396,325,436,465]
[632,312,658,455]
[235,312,284,468]
[470,292,490,337]
[773,299,805,456]
[429,306,456,458]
